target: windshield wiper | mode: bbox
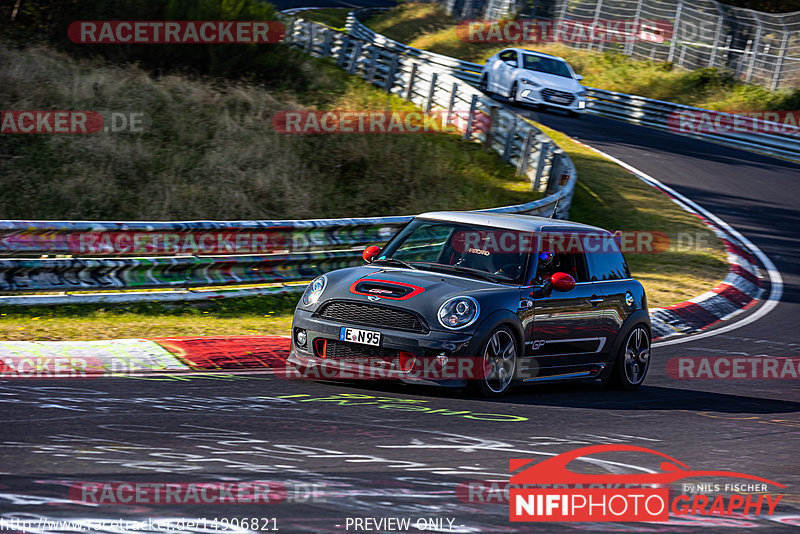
[372,258,418,270]
[413,262,501,283]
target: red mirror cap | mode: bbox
[362,245,381,263]
[550,272,576,292]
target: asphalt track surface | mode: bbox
[2,6,799,534]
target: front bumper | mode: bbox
[289,308,476,386]
[518,86,586,112]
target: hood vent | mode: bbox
[349,278,425,300]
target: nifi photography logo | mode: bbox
[509,444,785,522]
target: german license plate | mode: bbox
[340,326,381,346]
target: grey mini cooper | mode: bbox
[288,211,651,397]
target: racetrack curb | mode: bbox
[576,142,773,343]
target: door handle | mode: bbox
[588,297,604,305]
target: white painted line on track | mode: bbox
[574,141,784,348]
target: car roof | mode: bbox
[417,211,609,234]
[504,48,563,61]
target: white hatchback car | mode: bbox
[480,48,587,116]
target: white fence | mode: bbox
[442,0,800,90]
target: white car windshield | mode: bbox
[522,54,572,78]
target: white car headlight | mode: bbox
[302,275,327,306]
[438,296,480,330]
[520,78,540,86]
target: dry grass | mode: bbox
[0,43,539,220]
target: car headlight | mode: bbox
[520,78,540,86]
[302,275,327,306]
[438,296,480,330]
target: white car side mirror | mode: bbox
[575,74,584,81]
[504,60,517,67]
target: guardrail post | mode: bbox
[546,152,567,196]
[483,105,499,150]
[385,55,399,93]
[284,18,296,45]
[366,47,378,83]
[446,82,458,127]
[320,30,334,57]
[405,62,418,101]
[516,128,535,177]
[502,119,517,161]
[425,73,438,113]
[532,141,551,191]
[305,23,315,54]
[463,94,478,141]
[346,41,363,75]
[337,37,350,67]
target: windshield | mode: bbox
[522,54,573,78]
[377,220,533,284]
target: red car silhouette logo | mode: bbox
[510,444,785,487]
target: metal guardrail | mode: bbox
[348,10,800,163]
[584,88,800,162]
[0,18,577,303]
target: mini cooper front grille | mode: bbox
[316,301,428,333]
[541,88,575,105]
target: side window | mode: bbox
[534,251,589,284]
[583,236,631,281]
[499,50,517,66]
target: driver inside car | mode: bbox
[534,251,578,285]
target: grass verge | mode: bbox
[0,296,297,341]
[0,42,538,220]
[366,3,800,112]
[298,8,350,31]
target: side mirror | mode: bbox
[504,60,517,67]
[362,245,381,263]
[575,74,584,81]
[551,272,576,292]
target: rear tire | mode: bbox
[604,324,650,390]
[468,326,518,398]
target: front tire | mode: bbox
[469,326,518,398]
[479,75,489,94]
[605,324,650,390]
[508,82,518,104]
